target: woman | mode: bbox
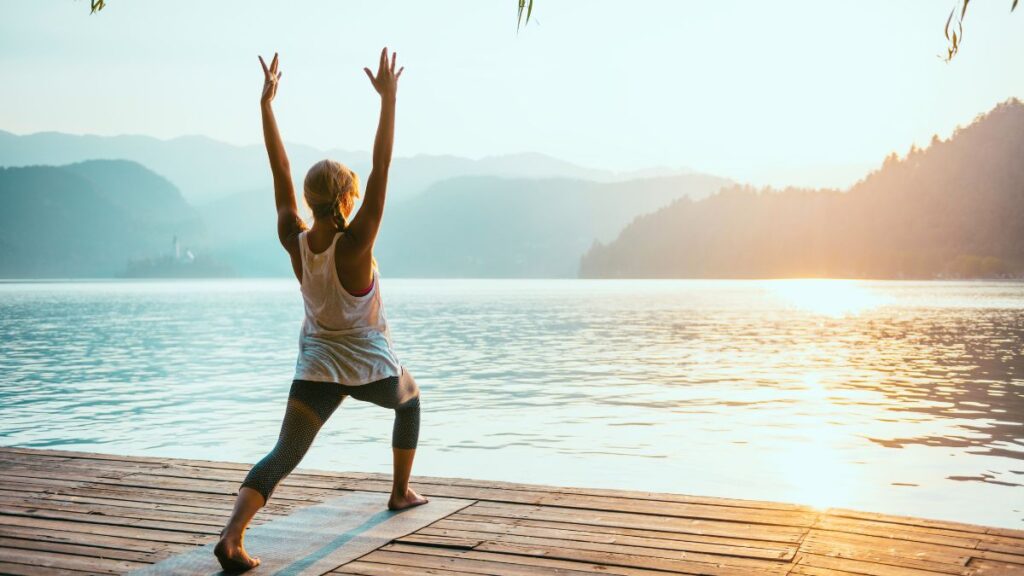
[214,48,426,572]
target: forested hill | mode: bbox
[0,160,206,277]
[580,99,1024,279]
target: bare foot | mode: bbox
[388,488,429,511]
[214,530,261,573]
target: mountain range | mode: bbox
[0,130,693,207]
[3,99,1022,279]
[0,133,727,278]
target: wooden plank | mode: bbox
[988,527,1024,540]
[375,542,786,576]
[0,545,146,574]
[0,447,248,470]
[415,520,796,561]
[0,535,160,563]
[355,548,608,576]
[965,558,1024,575]
[0,485,299,518]
[462,501,808,543]
[0,504,221,535]
[790,565,874,576]
[0,560,92,576]
[976,538,1024,556]
[803,529,972,564]
[813,516,981,550]
[331,559,482,576]
[970,547,1024,566]
[0,492,234,527]
[800,529,970,574]
[394,533,485,550]
[0,523,194,555]
[827,508,1002,536]
[824,508,1024,551]
[798,553,962,576]
[472,539,791,574]
[0,513,215,546]
[443,511,800,554]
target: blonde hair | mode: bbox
[303,159,360,228]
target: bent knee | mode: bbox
[397,391,420,411]
[396,369,420,406]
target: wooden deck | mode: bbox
[0,447,1021,576]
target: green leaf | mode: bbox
[1013,0,1019,12]
[526,0,534,25]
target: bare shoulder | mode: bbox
[280,223,305,283]
[278,211,307,256]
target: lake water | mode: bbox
[1,279,1021,528]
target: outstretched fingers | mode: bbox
[259,53,281,83]
[365,47,402,92]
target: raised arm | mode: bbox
[347,48,403,254]
[259,53,305,258]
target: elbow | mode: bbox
[273,160,291,178]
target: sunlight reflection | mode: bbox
[766,279,887,317]
[773,373,861,510]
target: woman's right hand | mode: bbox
[259,52,282,106]
[364,47,403,100]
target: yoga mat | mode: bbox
[128,491,474,576]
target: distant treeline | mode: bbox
[581,99,1024,279]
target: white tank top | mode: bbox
[292,230,402,385]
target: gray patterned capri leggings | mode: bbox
[240,375,420,503]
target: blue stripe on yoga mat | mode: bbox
[127,491,474,576]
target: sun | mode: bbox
[765,279,887,318]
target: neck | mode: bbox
[310,219,340,234]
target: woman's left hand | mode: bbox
[364,47,403,101]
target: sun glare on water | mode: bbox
[766,279,888,317]
[771,372,864,510]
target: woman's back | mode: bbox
[294,229,401,385]
[298,230,382,333]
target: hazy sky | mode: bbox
[2,1,1022,188]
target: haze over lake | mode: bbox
[2,278,1021,529]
